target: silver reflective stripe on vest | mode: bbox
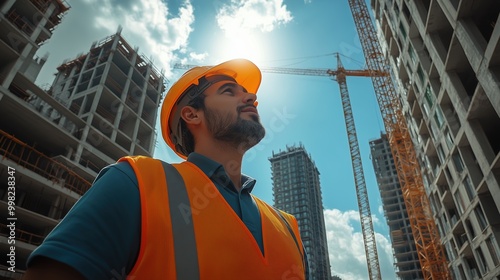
[161,162,200,280]
[272,207,307,275]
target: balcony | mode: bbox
[0,130,91,196]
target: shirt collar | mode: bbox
[187,152,256,193]
[240,174,256,193]
[187,152,221,178]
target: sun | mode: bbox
[215,31,268,65]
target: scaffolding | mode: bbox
[0,130,91,195]
[0,223,45,246]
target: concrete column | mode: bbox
[143,67,154,153]
[74,128,89,163]
[455,19,487,73]
[484,15,500,64]
[444,71,470,119]
[0,0,16,14]
[436,0,457,28]
[29,3,56,44]
[130,72,148,144]
[466,119,495,172]
[48,195,61,219]
[457,145,483,186]
[485,171,500,217]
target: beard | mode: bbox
[204,106,266,152]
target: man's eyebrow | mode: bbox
[217,82,248,93]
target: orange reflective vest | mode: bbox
[119,156,305,280]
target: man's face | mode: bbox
[201,76,265,151]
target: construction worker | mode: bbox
[24,59,309,279]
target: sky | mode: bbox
[35,0,398,279]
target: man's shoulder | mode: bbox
[115,156,172,175]
[118,155,158,164]
[95,160,138,185]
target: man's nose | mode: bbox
[243,92,257,105]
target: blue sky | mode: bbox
[35,0,398,279]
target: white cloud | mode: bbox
[81,0,199,77]
[216,0,293,36]
[188,52,209,62]
[324,209,396,280]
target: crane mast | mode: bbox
[335,54,381,280]
[347,0,450,278]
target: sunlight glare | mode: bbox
[216,32,267,65]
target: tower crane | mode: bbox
[174,53,386,280]
[347,0,450,279]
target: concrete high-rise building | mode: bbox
[50,26,165,164]
[371,0,500,279]
[370,133,423,279]
[0,1,165,278]
[269,144,331,280]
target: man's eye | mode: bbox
[222,89,234,95]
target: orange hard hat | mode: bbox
[161,58,262,159]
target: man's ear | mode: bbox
[180,106,201,125]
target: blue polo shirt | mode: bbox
[27,153,263,280]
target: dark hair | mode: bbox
[178,93,206,155]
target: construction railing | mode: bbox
[0,130,91,196]
[6,10,34,37]
[0,223,45,246]
[29,0,53,13]
[8,82,33,101]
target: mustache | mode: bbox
[238,105,257,113]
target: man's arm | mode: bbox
[23,162,141,279]
[23,257,85,280]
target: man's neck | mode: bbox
[195,140,245,190]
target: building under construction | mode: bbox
[371,0,500,279]
[0,1,166,278]
[269,144,331,280]
[370,134,423,279]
